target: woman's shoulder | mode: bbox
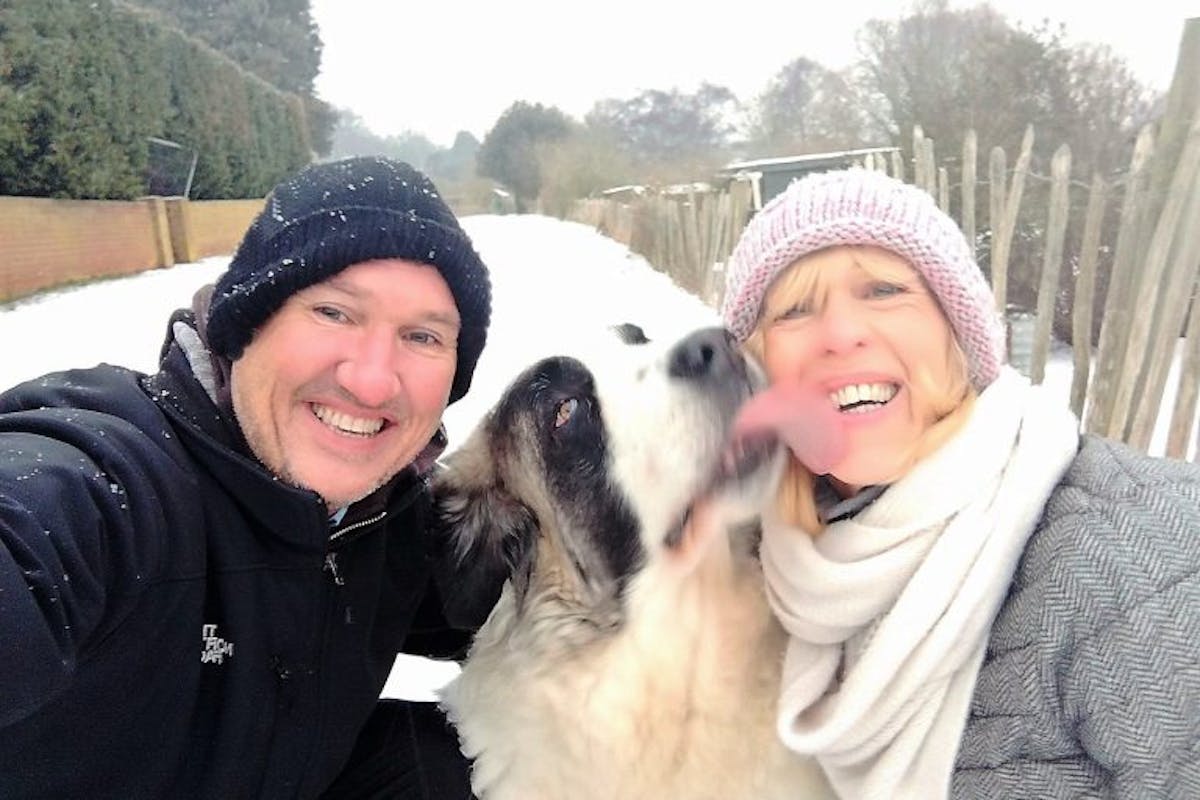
[970,436,1200,793]
[1054,434,1200,501]
[1008,434,1200,635]
[1028,433,1200,566]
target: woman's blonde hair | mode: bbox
[744,247,978,534]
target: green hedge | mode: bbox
[0,0,311,199]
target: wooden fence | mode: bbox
[569,19,1200,461]
[0,196,264,304]
[570,182,756,306]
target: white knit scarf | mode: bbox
[761,366,1080,799]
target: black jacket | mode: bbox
[0,316,480,799]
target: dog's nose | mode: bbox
[668,327,741,381]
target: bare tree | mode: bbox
[854,0,1155,179]
[854,0,1160,342]
[751,58,879,153]
[584,84,741,182]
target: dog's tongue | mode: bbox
[732,383,847,475]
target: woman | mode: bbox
[721,168,1200,799]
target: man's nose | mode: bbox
[335,331,402,407]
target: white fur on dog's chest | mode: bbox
[441,561,832,800]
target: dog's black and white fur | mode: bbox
[433,325,832,800]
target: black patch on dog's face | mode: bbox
[488,356,645,591]
[611,322,650,345]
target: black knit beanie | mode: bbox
[207,156,491,404]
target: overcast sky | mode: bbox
[311,0,1198,148]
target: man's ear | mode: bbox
[429,440,539,626]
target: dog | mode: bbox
[432,324,833,800]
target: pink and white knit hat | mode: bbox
[720,168,1005,389]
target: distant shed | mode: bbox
[717,146,900,209]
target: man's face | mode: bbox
[230,258,460,510]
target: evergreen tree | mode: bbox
[477,102,572,212]
[127,0,332,154]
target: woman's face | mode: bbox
[759,245,962,495]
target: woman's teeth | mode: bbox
[830,383,898,412]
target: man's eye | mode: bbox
[313,305,349,323]
[408,330,437,345]
[554,398,578,429]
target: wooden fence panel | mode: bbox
[1109,119,1200,444]
[1128,119,1200,450]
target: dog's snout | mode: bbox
[667,328,741,382]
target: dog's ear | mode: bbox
[429,441,540,627]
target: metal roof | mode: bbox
[719,146,899,174]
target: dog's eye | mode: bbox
[554,398,578,429]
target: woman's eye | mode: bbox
[774,304,811,322]
[554,398,578,429]
[868,282,906,299]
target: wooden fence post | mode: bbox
[990,126,1035,313]
[921,137,937,197]
[1167,298,1200,459]
[891,149,906,183]
[682,191,702,294]
[1030,144,1072,384]
[1070,174,1108,418]
[1136,18,1200,269]
[146,197,175,269]
[913,126,926,190]
[1084,125,1156,437]
[989,147,1008,311]
[962,130,977,260]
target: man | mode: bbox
[0,156,494,798]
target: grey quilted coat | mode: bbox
[953,435,1200,797]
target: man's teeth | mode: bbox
[830,383,898,411]
[312,404,385,436]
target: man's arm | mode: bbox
[0,431,124,724]
[0,405,183,726]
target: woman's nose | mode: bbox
[335,332,402,407]
[815,296,871,354]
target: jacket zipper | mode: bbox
[320,476,426,584]
[322,510,386,587]
[328,509,388,548]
